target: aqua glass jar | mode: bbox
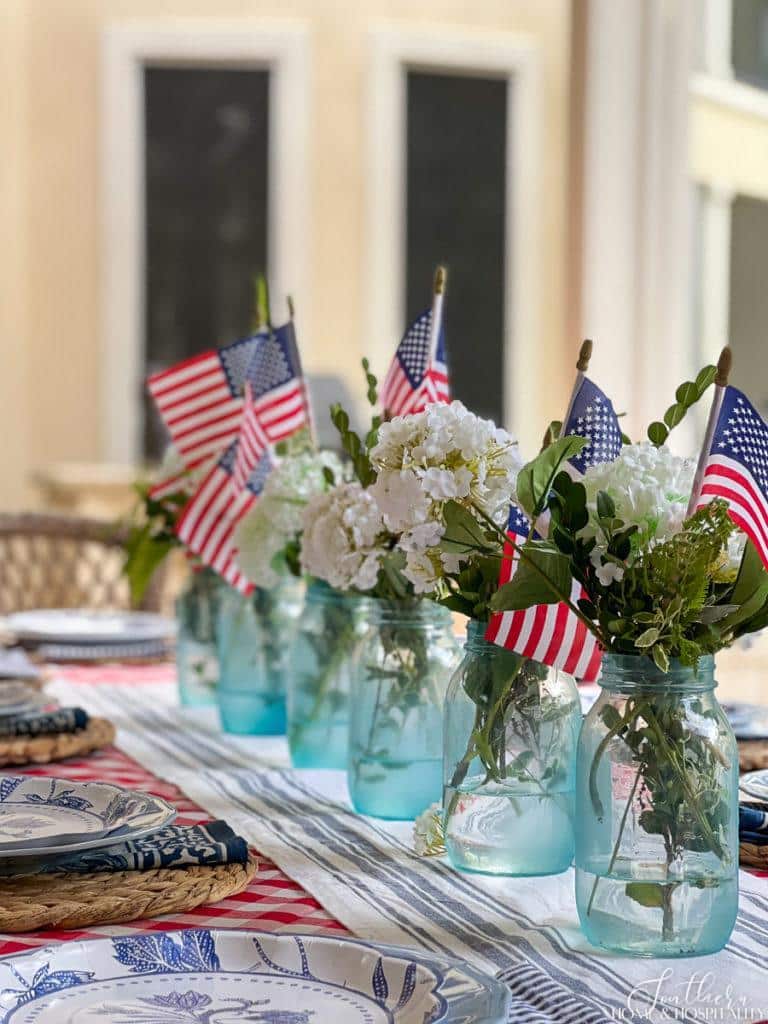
[443,620,581,876]
[288,581,370,769]
[175,568,222,707]
[216,577,304,735]
[348,601,460,820]
[575,654,738,957]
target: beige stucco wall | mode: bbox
[0,0,573,510]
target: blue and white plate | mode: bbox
[0,929,510,1023]
[0,777,176,855]
[740,769,768,803]
[4,610,176,646]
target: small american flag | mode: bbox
[696,385,768,570]
[244,321,310,443]
[563,377,623,474]
[232,383,271,494]
[485,504,603,682]
[380,310,450,417]
[148,331,268,472]
[175,440,274,594]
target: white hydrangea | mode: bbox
[369,401,522,592]
[234,449,344,588]
[300,482,388,592]
[581,442,694,554]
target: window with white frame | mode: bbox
[101,22,308,464]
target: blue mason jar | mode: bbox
[443,620,581,875]
[575,654,738,957]
[288,581,370,769]
[216,577,304,735]
[347,600,460,820]
[176,567,222,707]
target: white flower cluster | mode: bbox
[368,401,522,593]
[234,449,344,588]
[300,481,388,592]
[581,442,698,584]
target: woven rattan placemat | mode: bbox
[0,855,258,932]
[0,717,115,767]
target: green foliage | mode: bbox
[330,403,376,486]
[122,483,187,605]
[646,364,717,446]
[489,543,573,611]
[515,436,587,519]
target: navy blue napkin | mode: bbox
[0,821,249,876]
[740,803,768,846]
[0,707,88,738]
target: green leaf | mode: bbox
[716,539,768,634]
[647,421,668,446]
[515,436,588,519]
[695,364,717,395]
[122,529,175,606]
[625,882,665,908]
[652,645,670,672]
[489,542,573,611]
[675,381,698,406]
[596,490,616,520]
[663,403,686,429]
[441,500,492,555]
[635,627,660,648]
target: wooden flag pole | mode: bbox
[559,339,593,438]
[257,274,272,331]
[427,265,447,365]
[287,295,318,449]
[686,345,732,517]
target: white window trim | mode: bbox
[691,72,768,122]
[366,25,541,441]
[101,19,310,463]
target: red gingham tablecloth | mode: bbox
[0,664,347,956]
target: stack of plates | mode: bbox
[3,609,177,662]
[0,775,175,864]
[0,681,45,721]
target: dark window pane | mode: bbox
[143,67,269,458]
[729,195,768,418]
[405,72,508,425]
[732,0,768,89]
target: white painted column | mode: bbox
[699,184,734,366]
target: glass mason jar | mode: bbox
[216,576,305,735]
[348,601,460,820]
[288,581,371,769]
[175,567,222,707]
[443,620,582,876]
[575,654,738,957]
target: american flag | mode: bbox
[485,504,603,682]
[563,377,623,474]
[244,321,310,443]
[147,331,268,472]
[695,385,768,570]
[232,383,271,494]
[175,440,274,594]
[380,310,450,417]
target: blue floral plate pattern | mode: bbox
[0,929,510,1023]
[0,777,176,856]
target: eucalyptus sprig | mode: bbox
[646,364,717,447]
[329,359,383,487]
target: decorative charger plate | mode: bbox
[0,929,509,1023]
[740,768,768,802]
[0,777,175,854]
[4,610,176,646]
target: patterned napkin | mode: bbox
[740,802,768,845]
[0,821,249,876]
[0,707,88,738]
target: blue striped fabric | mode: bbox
[49,673,768,1024]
